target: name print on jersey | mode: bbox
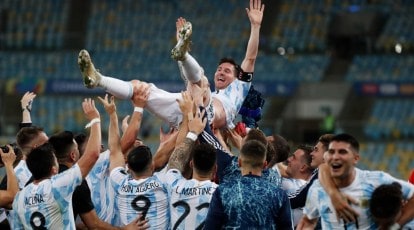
[176,186,215,196]
[121,182,160,193]
[25,194,45,206]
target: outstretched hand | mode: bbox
[123,214,150,230]
[0,145,16,167]
[246,0,264,26]
[177,91,195,116]
[188,108,207,136]
[82,98,100,120]
[21,91,36,110]
[331,192,360,223]
[98,94,116,115]
[132,83,150,108]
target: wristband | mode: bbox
[186,132,198,141]
[22,105,31,112]
[134,107,144,113]
[389,223,401,230]
[85,118,101,129]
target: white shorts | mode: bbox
[146,84,183,128]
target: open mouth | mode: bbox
[217,77,225,82]
[331,163,342,170]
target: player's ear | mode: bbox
[263,160,268,169]
[51,165,58,175]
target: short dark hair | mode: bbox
[127,145,152,174]
[370,182,403,221]
[26,143,56,180]
[219,57,242,78]
[16,126,44,149]
[49,131,75,162]
[245,129,267,145]
[191,143,216,175]
[240,140,267,168]
[330,133,359,152]
[297,144,313,167]
[318,134,335,151]
[267,134,291,168]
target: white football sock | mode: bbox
[179,53,202,84]
[99,75,133,99]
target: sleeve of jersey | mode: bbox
[109,167,128,190]
[164,169,183,185]
[288,169,318,209]
[51,164,83,200]
[204,189,226,230]
[302,182,321,220]
[72,181,95,215]
[10,199,25,229]
[88,150,110,179]
[390,175,414,199]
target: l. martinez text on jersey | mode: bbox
[176,186,215,196]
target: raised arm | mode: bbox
[20,91,36,128]
[77,98,102,178]
[240,0,264,73]
[168,98,206,173]
[121,84,150,154]
[175,91,194,145]
[98,95,124,172]
[0,146,18,208]
[153,127,178,171]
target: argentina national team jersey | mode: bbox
[166,169,218,230]
[86,150,117,224]
[11,164,83,229]
[14,160,32,189]
[110,167,170,229]
[304,168,414,230]
[212,79,251,129]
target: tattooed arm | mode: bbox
[167,105,207,173]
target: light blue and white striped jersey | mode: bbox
[11,164,82,230]
[212,79,251,129]
[7,160,33,228]
[281,177,307,227]
[86,150,117,224]
[304,168,414,230]
[110,167,170,229]
[14,160,32,189]
[166,169,218,230]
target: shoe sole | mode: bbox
[171,22,192,61]
[78,50,98,88]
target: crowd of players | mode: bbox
[1,0,414,229]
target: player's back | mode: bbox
[218,175,291,229]
[12,166,82,229]
[111,169,170,229]
[170,178,218,229]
